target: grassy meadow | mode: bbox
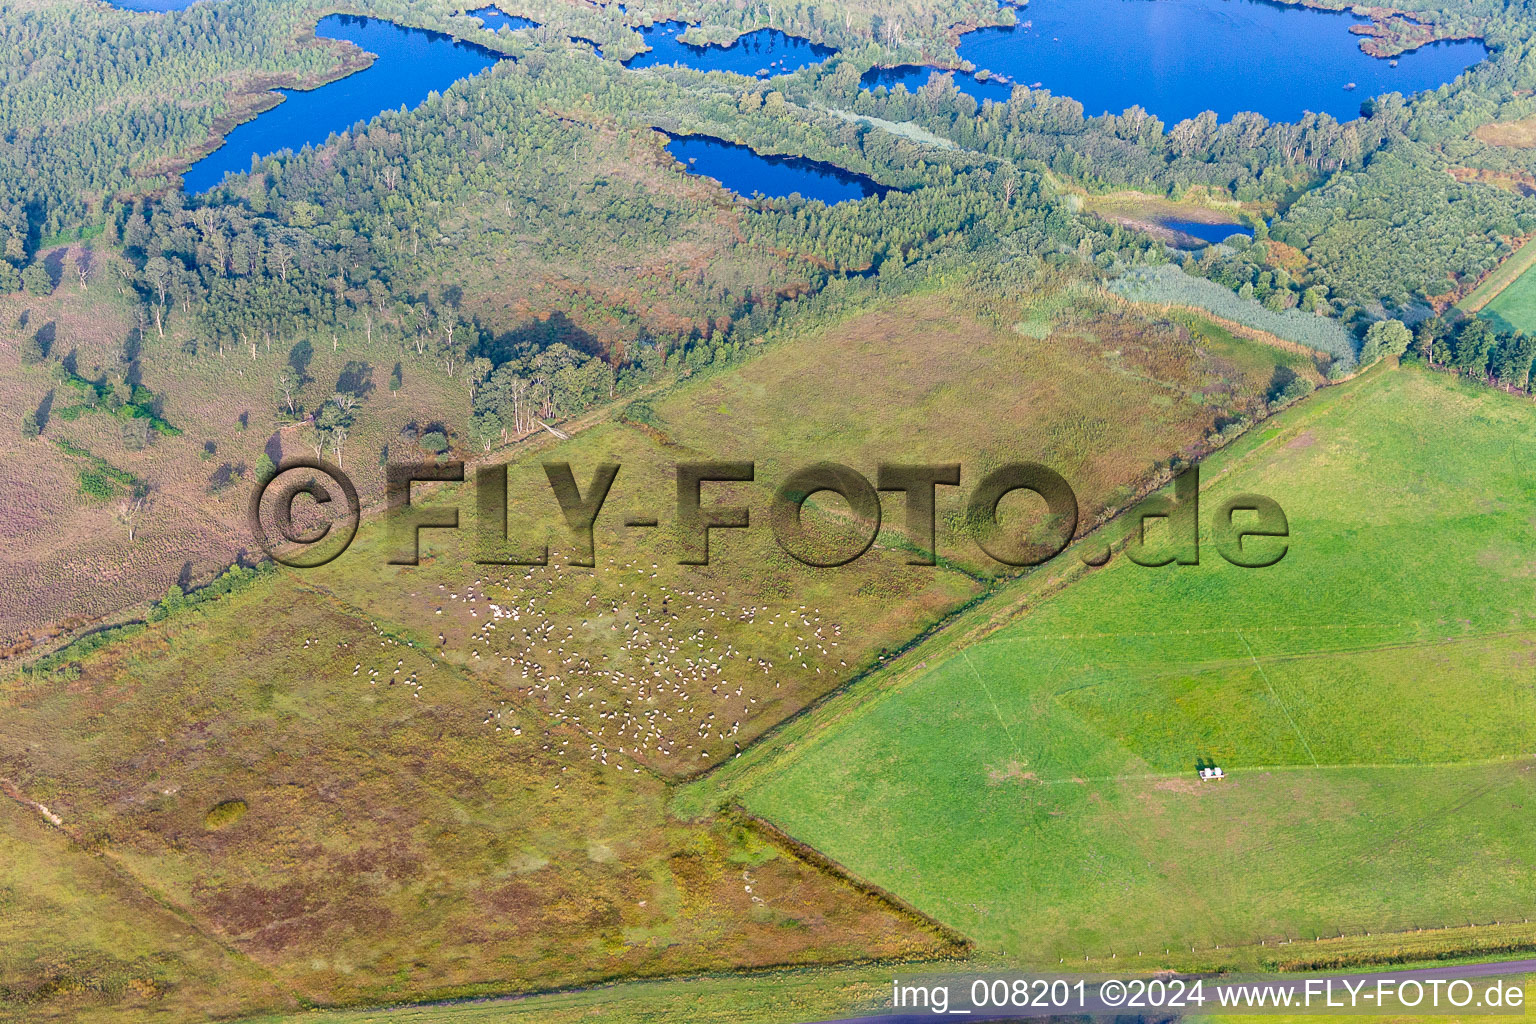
[0,796,285,1023]
[736,364,1536,961]
[1458,236,1536,319]
[298,284,1313,776]
[0,281,1318,1019]
[641,287,1317,576]
[1477,253,1536,332]
[0,568,953,1022]
[221,922,1536,1024]
[303,412,982,777]
[0,271,1312,661]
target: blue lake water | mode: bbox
[860,0,1488,124]
[182,15,503,194]
[626,22,838,77]
[665,134,888,203]
[467,6,539,32]
[1160,218,1254,245]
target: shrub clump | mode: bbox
[204,799,248,829]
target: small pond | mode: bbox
[665,134,888,203]
[1160,219,1255,245]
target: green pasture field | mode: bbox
[1478,252,1536,332]
[736,364,1536,962]
[1459,234,1536,319]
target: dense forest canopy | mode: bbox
[6,0,1536,411]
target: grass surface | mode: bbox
[1473,115,1536,149]
[304,412,981,777]
[222,923,1536,1024]
[0,283,1382,1020]
[1110,264,1356,361]
[1,282,1309,1020]
[0,570,951,1022]
[0,797,283,1023]
[644,287,1310,576]
[1476,238,1536,330]
[738,365,1536,962]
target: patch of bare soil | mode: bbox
[1286,430,1318,450]
[987,760,1038,785]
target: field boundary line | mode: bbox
[984,622,1416,642]
[1030,753,1533,785]
[729,805,974,953]
[962,649,1023,763]
[1240,630,1320,767]
[999,626,1536,684]
[678,372,1393,811]
[1458,233,1536,313]
[678,370,1405,813]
